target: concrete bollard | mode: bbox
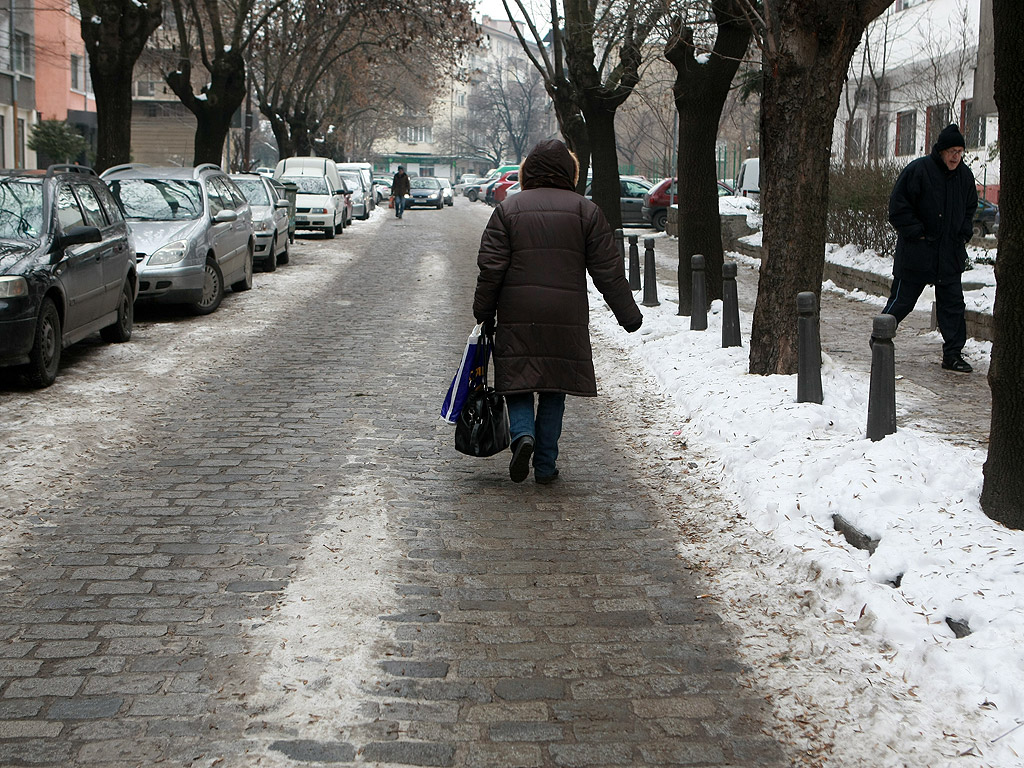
[628,235,641,291]
[690,254,707,331]
[796,292,823,404]
[615,228,625,268]
[722,262,741,348]
[866,314,897,441]
[641,238,660,307]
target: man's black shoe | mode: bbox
[535,469,559,485]
[942,356,972,373]
[509,435,534,483]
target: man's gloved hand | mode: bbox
[624,316,643,333]
[476,316,496,335]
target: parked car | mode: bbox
[103,163,254,316]
[642,178,735,232]
[373,176,392,203]
[337,162,375,215]
[273,157,348,238]
[504,181,521,198]
[491,170,520,205]
[438,177,454,206]
[230,173,290,271]
[974,198,999,238]
[735,158,760,200]
[340,170,369,221]
[585,176,653,226]
[406,177,445,209]
[0,165,137,387]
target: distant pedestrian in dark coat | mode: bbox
[391,166,410,219]
[883,123,979,372]
[473,139,643,484]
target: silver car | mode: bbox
[231,173,290,272]
[103,163,254,315]
[340,171,368,221]
[439,178,454,206]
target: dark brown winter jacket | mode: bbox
[473,144,642,397]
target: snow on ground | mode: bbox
[587,243,1023,766]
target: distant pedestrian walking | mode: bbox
[391,166,410,219]
[473,139,643,484]
[882,123,978,372]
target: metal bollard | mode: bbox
[641,238,660,307]
[722,262,741,348]
[628,235,641,291]
[615,228,625,268]
[866,314,897,441]
[796,292,823,404]
[690,254,707,331]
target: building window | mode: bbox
[925,103,951,148]
[846,118,864,162]
[402,125,433,144]
[71,54,83,91]
[16,119,26,168]
[137,80,156,97]
[961,99,985,149]
[14,31,33,75]
[69,0,82,17]
[895,111,916,156]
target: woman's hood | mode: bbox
[521,140,576,191]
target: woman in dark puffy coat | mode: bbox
[473,139,643,484]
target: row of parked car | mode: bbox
[454,166,738,231]
[0,158,381,388]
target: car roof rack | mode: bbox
[193,163,223,178]
[47,164,98,177]
[99,163,151,178]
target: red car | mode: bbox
[489,169,520,205]
[642,177,735,232]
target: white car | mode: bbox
[231,173,290,271]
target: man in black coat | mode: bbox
[883,123,978,372]
[391,166,410,219]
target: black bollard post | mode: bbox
[641,238,660,307]
[628,235,641,291]
[615,228,625,268]
[690,254,707,331]
[866,314,897,441]
[796,292,824,404]
[722,262,741,348]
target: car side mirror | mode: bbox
[213,209,238,223]
[274,199,289,209]
[55,225,102,253]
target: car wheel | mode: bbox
[972,223,986,239]
[436,200,443,209]
[232,243,254,292]
[265,235,278,272]
[191,258,224,315]
[100,279,134,343]
[468,189,478,202]
[324,225,335,239]
[652,210,668,232]
[25,298,61,388]
[279,233,290,265]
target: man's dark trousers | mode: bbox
[883,278,967,360]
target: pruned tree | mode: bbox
[468,55,551,163]
[744,0,895,376]
[664,1,752,314]
[28,120,89,164]
[78,0,163,172]
[981,0,1023,528]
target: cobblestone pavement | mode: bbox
[645,236,991,449]
[0,205,788,766]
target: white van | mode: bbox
[337,162,375,215]
[274,157,348,238]
[736,158,760,200]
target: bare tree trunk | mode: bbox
[748,0,893,375]
[665,4,751,315]
[167,51,248,166]
[981,0,1024,529]
[79,0,163,172]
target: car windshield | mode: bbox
[283,176,329,194]
[108,179,203,221]
[341,173,362,191]
[0,178,45,240]
[411,178,440,189]
[235,179,270,206]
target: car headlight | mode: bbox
[0,276,29,298]
[149,240,189,266]
[428,193,438,199]
[253,220,270,232]
[310,207,328,214]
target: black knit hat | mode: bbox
[934,124,966,152]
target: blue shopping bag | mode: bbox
[440,324,490,424]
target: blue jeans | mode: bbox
[395,195,406,217]
[505,392,566,478]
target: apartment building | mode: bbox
[1,0,37,168]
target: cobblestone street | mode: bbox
[0,205,788,767]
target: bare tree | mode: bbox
[744,0,894,376]
[664,0,752,314]
[981,0,1024,528]
[78,0,163,171]
[467,56,551,163]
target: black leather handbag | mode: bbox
[454,327,510,457]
